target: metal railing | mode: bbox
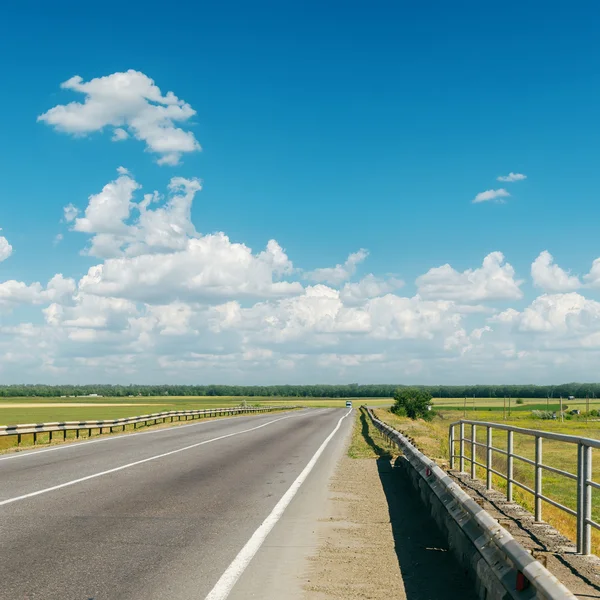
[449,420,600,555]
[0,406,297,446]
[364,407,577,600]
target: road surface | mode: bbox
[0,408,353,599]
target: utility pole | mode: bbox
[587,395,589,423]
[508,396,512,418]
[463,396,467,418]
[560,396,564,422]
[503,396,506,420]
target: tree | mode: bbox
[391,387,432,419]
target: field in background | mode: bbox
[0,396,392,427]
[432,396,600,413]
[373,406,600,554]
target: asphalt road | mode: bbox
[0,408,352,600]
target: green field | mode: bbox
[432,396,600,413]
[0,396,392,427]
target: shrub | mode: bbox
[531,410,554,420]
[591,409,599,417]
[516,398,524,405]
[391,387,432,420]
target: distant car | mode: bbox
[345,400,353,408]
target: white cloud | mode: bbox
[54,233,64,245]
[416,252,523,302]
[340,274,404,305]
[305,249,368,285]
[473,188,510,204]
[78,234,301,304]
[38,70,201,165]
[497,172,527,182]
[531,251,581,292]
[583,258,600,288]
[0,232,12,263]
[63,204,79,223]
[0,274,75,310]
[112,128,129,141]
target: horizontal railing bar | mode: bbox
[539,495,577,517]
[512,454,536,467]
[450,420,600,449]
[490,446,508,456]
[587,519,600,531]
[512,480,536,496]
[588,480,600,491]
[539,464,577,481]
[489,467,508,479]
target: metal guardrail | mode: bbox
[449,420,599,556]
[0,406,296,446]
[364,407,578,600]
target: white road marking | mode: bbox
[0,411,310,507]
[204,408,352,600]
[0,408,311,463]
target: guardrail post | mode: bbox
[507,430,514,502]
[471,424,477,479]
[449,425,455,469]
[49,431,53,443]
[486,426,492,490]
[17,433,21,446]
[535,436,543,522]
[33,432,37,445]
[459,422,465,472]
[583,445,592,555]
[63,430,67,441]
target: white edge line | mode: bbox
[0,408,311,463]
[0,411,313,507]
[204,408,352,600]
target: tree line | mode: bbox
[0,383,599,398]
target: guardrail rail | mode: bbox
[0,405,297,446]
[364,407,577,600]
[449,420,599,556]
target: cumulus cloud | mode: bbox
[0,232,12,263]
[63,204,79,223]
[340,274,404,305]
[38,70,201,165]
[305,249,368,285]
[416,252,523,302]
[79,234,302,303]
[497,173,527,182]
[472,188,510,204]
[531,251,581,292]
[65,170,301,303]
[0,274,75,310]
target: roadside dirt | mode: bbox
[303,454,477,600]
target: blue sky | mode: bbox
[1,1,600,384]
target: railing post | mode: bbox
[577,443,585,553]
[486,426,492,490]
[459,422,465,472]
[471,424,477,479]
[507,430,514,501]
[449,425,455,469]
[583,445,592,555]
[535,436,543,522]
